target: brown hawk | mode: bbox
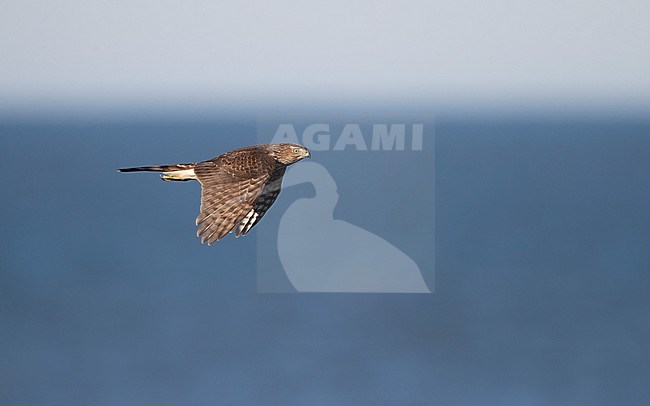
[119,143,311,245]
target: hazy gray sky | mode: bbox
[1,1,649,109]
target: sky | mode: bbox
[1,0,649,114]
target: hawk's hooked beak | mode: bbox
[306,150,311,159]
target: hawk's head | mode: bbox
[268,143,311,165]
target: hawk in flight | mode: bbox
[119,143,311,245]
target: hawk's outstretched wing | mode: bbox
[234,166,286,237]
[193,149,278,245]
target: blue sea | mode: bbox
[1,114,648,404]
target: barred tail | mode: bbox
[118,163,196,181]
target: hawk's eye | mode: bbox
[292,148,301,153]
